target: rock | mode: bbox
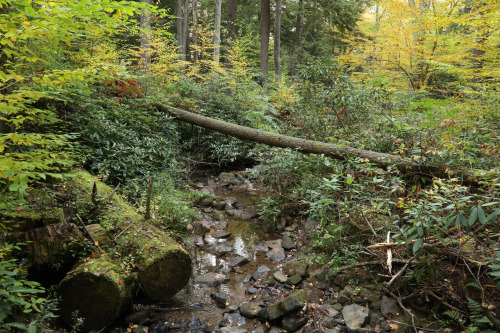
[360,289,381,304]
[197,197,213,207]
[342,304,369,330]
[194,272,229,287]
[220,313,246,327]
[266,289,310,320]
[219,172,234,186]
[331,272,351,288]
[239,302,262,319]
[287,274,302,286]
[332,303,343,311]
[228,255,249,267]
[254,241,269,252]
[284,262,308,277]
[131,325,149,333]
[212,230,231,239]
[213,200,226,211]
[307,264,324,277]
[266,303,282,321]
[381,295,400,317]
[266,239,282,249]
[252,327,266,333]
[253,265,271,281]
[282,313,309,332]
[192,221,211,235]
[226,304,239,312]
[368,311,381,327]
[215,244,233,253]
[282,233,295,250]
[124,309,150,325]
[334,293,350,304]
[322,306,339,318]
[304,218,319,232]
[273,271,288,283]
[284,223,298,232]
[220,327,247,333]
[267,247,286,262]
[210,293,227,308]
[246,287,259,294]
[324,329,340,333]
[323,317,337,329]
[226,209,235,216]
[212,210,225,221]
[257,307,270,323]
[243,274,252,283]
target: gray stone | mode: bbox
[342,304,369,330]
[193,272,229,287]
[254,241,269,252]
[284,223,298,232]
[284,262,308,277]
[334,293,350,304]
[304,218,319,232]
[381,296,400,317]
[282,233,295,250]
[212,210,225,221]
[360,289,381,304]
[321,306,339,318]
[197,197,213,207]
[220,313,246,327]
[226,209,235,216]
[212,230,231,239]
[266,239,282,249]
[239,302,262,319]
[213,200,226,210]
[228,255,249,267]
[253,265,271,281]
[219,172,234,186]
[282,314,308,332]
[266,289,310,320]
[323,330,340,333]
[323,317,337,329]
[273,271,288,283]
[251,327,266,333]
[287,274,302,285]
[266,247,286,262]
[220,327,247,333]
[246,287,258,294]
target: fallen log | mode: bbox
[58,170,192,331]
[156,105,496,181]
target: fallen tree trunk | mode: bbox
[58,170,192,331]
[157,105,492,181]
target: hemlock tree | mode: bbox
[260,0,270,76]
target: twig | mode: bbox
[388,320,442,332]
[114,223,135,240]
[426,290,464,314]
[103,183,121,203]
[361,210,377,238]
[384,289,418,333]
[384,258,414,288]
[145,176,154,220]
[386,231,393,274]
[482,304,500,330]
[75,214,97,245]
[334,259,412,272]
[91,182,98,205]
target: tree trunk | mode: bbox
[260,0,270,77]
[139,0,151,75]
[156,104,488,181]
[57,170,192,331]
[177,0,184,56]
[225,0,237,66]
[192,0,198,62]
[274,0,282,80]
[290,0,304,78]
[372,2,380,74]
[183,0,190,60]
[214,0,222,65]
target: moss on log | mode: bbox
[157,105,496,181]
[57,170,192,331]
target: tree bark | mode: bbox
[156,104,489,181]
[214,0,222,64]
[183,0,190,60]
[177,0,184,56]
[139,0,151,75]
[260,0,270,77]
[274,0,282,80]
[192,0,198,62]
[290,0,304,78]
[225,0,237,66]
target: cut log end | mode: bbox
[139,248,192,301]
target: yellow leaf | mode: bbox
[94,241,99,246]
[22,21,30,28]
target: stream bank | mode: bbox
[111,170,435,333]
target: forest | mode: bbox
[0,0,499,332]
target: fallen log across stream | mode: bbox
[156,104,497,181]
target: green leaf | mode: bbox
[468,206,478,227]
[477,205,486,224]
[413,238,423,253]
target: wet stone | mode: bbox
[246,287,258,294]
[226,209,235,216]
[381,295,400,317]
[284,223,298,232]
[243,274,252,283]
[323,317,337,329]
[239,302,262,319]
[253,265,271,281]
[342,304,369,330]
[287,274,302,285]
[273,271,288,283]
[282,233,295,250]
[220,327,247,333]
[284,262,308,277]
[197,197,213,208]
[252,327,266,333]
[215,244,233,253]
[218,172,234,186]
[228,255,249,267]
[266,239,282,249]
[322,306,340,318]
[335,293,350,304]
[267,247,286,262]
[212,210,225,221]
[213,200,226,211]
[212,230,231,239]
[194,272,229,287]
[220,313,246,327]
[254,241,269,252]
[282,313,309,332]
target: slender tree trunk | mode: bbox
[140,0,151,75]
[214,0,222,64]
[225,0,237,66]
[260,0,270,77]
[372,2,379,74]
[290,0,304,78]
[192,0,198,63]
[177,0,184,56]
[274,0,282,80]
[183,0,189,60]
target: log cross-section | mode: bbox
[156,104,477,180]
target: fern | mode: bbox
[444,310,463,322]
[465,282,482,290]
[463,297,493,332]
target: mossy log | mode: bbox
[157,105,496,181]
[57,170,192,331]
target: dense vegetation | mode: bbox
[0,0,499,331]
